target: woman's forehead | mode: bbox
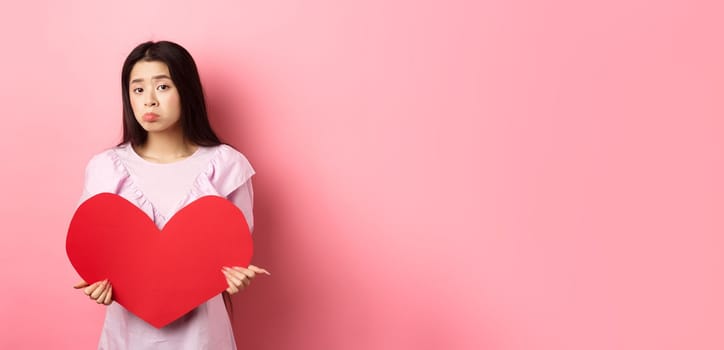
[130,61,172,81]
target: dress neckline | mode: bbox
[127,143,205,166]
[113,143,222,226]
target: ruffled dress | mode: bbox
[78,142,255,350]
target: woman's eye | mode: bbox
[157,84,169,91]
[132,87,143,94]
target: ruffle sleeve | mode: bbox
[204,144,256,198]
[78,149,130,206]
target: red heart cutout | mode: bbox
[66,193,253,328]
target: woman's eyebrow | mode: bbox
[130,74,172,84]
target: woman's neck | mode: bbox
[135,131,198,163]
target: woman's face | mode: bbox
[128,60,182,134]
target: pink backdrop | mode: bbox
[1,1,723,349]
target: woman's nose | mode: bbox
[144,93,158,107]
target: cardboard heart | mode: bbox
[66,193,253,328]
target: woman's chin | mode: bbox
[141,122,183,135]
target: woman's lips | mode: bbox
[143,113,160,122]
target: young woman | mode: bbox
[72,40,268,349]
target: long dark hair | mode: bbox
[119,41,221,147]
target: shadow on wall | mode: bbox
[202,58,302,349]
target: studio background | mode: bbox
[0,1,722,349]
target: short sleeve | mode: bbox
[77,150,128,206]
[207,145,256,197]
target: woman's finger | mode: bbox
[73,280,89,289]
[90,280,108,299]
[231,266,256,280]
[96,290,107,304]
[102,285,113,305]
[96,284,111,304]
[228,269,251,288]
[223,268,247,285]
[224,267,249,285]
[225,277,239,294]
[248,265,271,276]
[84,281,102,296]
[99,282,113,303]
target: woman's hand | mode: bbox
[73,279,113,305]
[222,265,270,295]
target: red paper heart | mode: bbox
[66,193,253,328]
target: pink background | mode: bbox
[1,1,723,349]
